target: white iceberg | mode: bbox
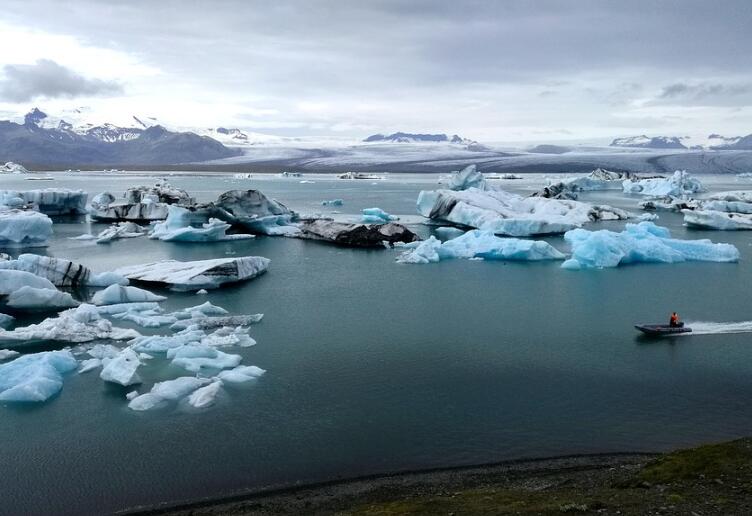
[623,170,704,197]
[0,254,127,288]
[0,349,19,360]
[0,350,77,402]
[96,222,147,244]
[167,345,241,373]
[562,222,739,269]
[361,207,398,224]
[188,379,222,408]
[0,304,140,348]
[78,358,102,373]
[445,164,487,191]
[0,269,56,294]
[1,162,29,174]
[149,205,254,242]
[100,347,141,386]
[0,208,53,247]
[397,231,566,264]
[217,365,266,383]
[7,286,79,310]
[92,284,166,305]
[115,256,270,291]
[434,227,465,240]
[683,210,752,230]
[0,189,87,215]
[128,376,210,411]
[417,187,629,237]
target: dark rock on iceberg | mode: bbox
[298,220,419,248]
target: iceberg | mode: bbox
[0,350,77,402]
[115,256,270,291]
[397,231,566,264]
[0,304,140,348]
[361,207,398,223]
[321,199,344,206]
[0,208,53,247]
[445,164,487,191]
[0,313,13,329]
[218,365,266,383]
[167,345,241,373]
[149,205,254,242]
[0,269,57,294]
[78,358,102,373]
[417,187,629,237]
[92,284,166,305]
[128,376,210,411]
[434,226,465,240]
[100,347,141,386]
[0,189,87,215]
[562,222,739,269]
[683,210,752,230]
[169,314,263,331]
[187,380,222,408]
[623,170,704,197]
[208,189,298,235]
[298,220,419,247]
[0,254,127,288]
[1,162,29,174]
[533,169,639,199]
[89,181,193,222]
[0,349,19,360]
[6,286,79,311]
[95,222,147,244]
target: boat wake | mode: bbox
[685,321,752,335]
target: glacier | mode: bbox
[397,231,566,264]
[622,170,704,197]
[115,256,270,291]
[562,222,740,269]
[0,350,77,402]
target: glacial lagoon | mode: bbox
[2,172,752,515]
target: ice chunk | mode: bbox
[0,269,56,294]
[150,206,254,242]
[361,207,398,224]
[0,349,19,360]
[130,329,206,354]
[188,380,222,408]
[683,209,752,230]
[218,365,266,383]
[196,289,208,295]
[208,189,298,235]
[562,222,739,269]
[172,302,229,319]
[95,222,147,244]
[92,284,166,305]
[398,231,566,264]
[0,304,140,348]
[0,350,77,402]
[0,254,126,288]
[87,343,121,360]
[623,170,704,197]
[434,227,465,240]
[128,376,210,411]
[100,348,141,386]
[170,314,263,331]
[321,199,344,206]
[168,345,241,373]
[0,208,53,247]
[7,286,79,310]
[298,220,419,247]
[417,187,629,237]
[1,162,29,174]
[94,302,161,315]
[115,256,270,291]
[445,164,487,191]
[89,181,193,222]
[78,358,102,373]
[0,189,87,215]
[0,313,12,329]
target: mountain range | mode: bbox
[610,134,750,150]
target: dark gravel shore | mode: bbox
[123,438,752,515]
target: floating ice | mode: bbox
[0,304,140,348]
[196,289,208,295]
[188,380,222,408]
[398,231,566,264]
[0,313,12,329]
[217,365,266,383]
[0,254,127,288]
[115,256,270,291]
[170,314,263,331]
[446,164,487,191]
[562,222,739,269]
[92,284,166,305]
[89,181,193,222]
[96,222,147,244]
[0,350,77,402]
[417,187,629,237]
[167,345,241,373]
[0,208,53,247]
[210,189,298,236]
[1,162,29,174]
[321,199,344,206]
[0,349,19,360]
[128,376,211,411]
[434,227,465,240]
[100,348,141,386]
[623,170,704,197]
[150,206,254,242]
[7,286,79,310]
[0,189,87,215]
[362,207,398,223]
[78,358,102,373]
[298,220,419,247]
[683,210,752,230]
[0,269,56,294]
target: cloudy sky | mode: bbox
[0,0,751,142]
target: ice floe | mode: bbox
[95,222,148,244]
[100,348,141,386]
[0,350,77,402]
[217,365,266,383]
[298,220,419,247]
[128,376,211,411]
[89,181,193,222]
[683,210,752,230]
[149,205,254,242]
[397,230,566,264]
[115,256,270,291]
[1,162,29,174]
[187,380,222,408]
[0,208,53,247]
[7,286,79,310]
[361,207,398,223]
[623,170,704,197]
[562,222,739,269]
[434,226,465,240]
[321,199,344,206]
[92,284,166,305]
[0,254,127,288]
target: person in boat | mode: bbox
[669,312,680,327]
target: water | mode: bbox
[2,172,752,515]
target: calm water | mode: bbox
[2,172,752,515]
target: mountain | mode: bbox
[362,132,489,151]
[0,108,240,165]
[527,144,571,154]
[610,135,687,149]
[200,127,285,147]
[711,133,752,151]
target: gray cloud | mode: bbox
[0,59,122,102]
[653,82,752,106]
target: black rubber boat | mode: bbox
[635,323,692,336]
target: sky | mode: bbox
[0,0,751,143]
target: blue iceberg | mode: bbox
[0,350,77,402]
[562,221,739,269]
[362,207,397,224]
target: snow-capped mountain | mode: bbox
[0,108,240,165]
[199,127,285,147]
[610,135,687,150]
[363,132,488,151]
